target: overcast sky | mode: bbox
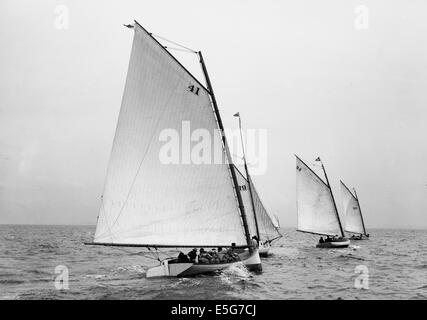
[1,0,426,228]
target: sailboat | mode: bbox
[232,113,282,257]
[295,155,350,248]
[85,21,261,278]
[340,181,369,240]
[234,165,283,256]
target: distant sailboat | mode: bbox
[295,156,350,248]
[85,21,261,277]
[234,165,283,256]
[340,181,370,240]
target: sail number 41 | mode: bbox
[188,85,200,95]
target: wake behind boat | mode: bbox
[85,20,261,277]
[295,156,349,248]
[340,181,370,240]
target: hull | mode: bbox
[350,235,369,241]
[258,241,271,257]
[146,249,262,278]
[316,238,350,248]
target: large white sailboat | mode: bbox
[340,181,369,240]
[85,21,261,277]
[295,156,349,248]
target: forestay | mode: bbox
[94,22,246,247]
[295,157,342,236]
[340,181,365,235]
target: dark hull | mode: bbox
[350,236,369,241]
[316,239,350,248]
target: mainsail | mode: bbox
[93,22,247,247]
[340,181,366,235]
[234,166,282,241]
[295,156,343,237]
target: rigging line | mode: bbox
[157,248,174,259]
[152,33,198,53]
[138,252,162,261]
[147,247,162,262]
[164,46,199,54]
[155,248,163,261]
[151,247,175,262]
[108,81,182,230]
[94,196,115,242]
[147,247,159,262]
[109,246,158,261]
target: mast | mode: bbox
[236,114,261,240]
[318,158,345,238]
[198,51,252,250]
[353,188,367,235]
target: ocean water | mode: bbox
[0,225,426,300]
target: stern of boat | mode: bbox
[258,241,271,257]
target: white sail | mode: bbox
[341,181,365,235]
[272,215,280,229]
[296,157,342,236]
[94,22,246,246]
[250,177,282,241]
[234,166,282,241]
[234,167,258,238]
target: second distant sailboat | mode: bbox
[340,181,370,240]
[295,156,350,248]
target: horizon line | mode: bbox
[1,223,426,231]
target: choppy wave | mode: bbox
[0,225,426,299]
